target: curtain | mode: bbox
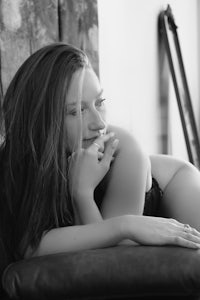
[0,0,99,96]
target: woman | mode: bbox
[0,43,200,260]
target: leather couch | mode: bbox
[1,244,200,299]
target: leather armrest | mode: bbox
[2,246,200,300]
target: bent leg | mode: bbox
[150,155,200,231]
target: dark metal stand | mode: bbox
[159,5,200,169]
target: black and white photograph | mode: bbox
[0,1,200,299]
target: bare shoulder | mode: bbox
[99,125,152,218]
[108,124,146,155]
[107,124,152,191]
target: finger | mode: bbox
[169,221,200,241]
[89,141,101,152]
[170,222,190,232]
[184,224,200,238]
[99,153,114,162]
[191,228,200,238]
[98,152,104,161]
[87,143,105,162]
[93,132,115,152]
[101,138,119,166]
[165,218,187,230]
[97,131,115,143]
[168,219,194,233]
[173,221,200,237]
[169,236,200,249]
[181,231,200,244]
[182,225,200,239]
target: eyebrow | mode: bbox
[66,89,104,108]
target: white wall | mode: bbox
[98,0,199,160]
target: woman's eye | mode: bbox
[69,110,77,116]
[68,107,86,116]
[96,98,106,108]
[81,107,86,113]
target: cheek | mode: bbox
[65,119,82,153]
[101,110,107,122]
[98,109,107,129]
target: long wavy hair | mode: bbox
[0,43,88,258]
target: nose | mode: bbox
[88,109,106,132]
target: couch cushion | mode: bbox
[2,245,200,300]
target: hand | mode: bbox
[124,215,200,249]
[68,132,119,199]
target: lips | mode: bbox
[82,136,99,148]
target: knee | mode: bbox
[163,160,198,193]
[178,160,199,175]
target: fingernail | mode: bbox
[112,139,119,148]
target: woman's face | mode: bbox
[65,67,107,153]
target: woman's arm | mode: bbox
[71,126,150,224]
[101,125,151,218]
[26,214,200,258]
[69,133,118,224]
[28,216,123,257]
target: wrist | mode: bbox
[73,189,94,202]
[119,215,136,240]
[112,215,132,241]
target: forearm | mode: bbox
[26,213,199,258]
[74,190,103,224]
[74,195,138,246]
[30,216,128,257]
